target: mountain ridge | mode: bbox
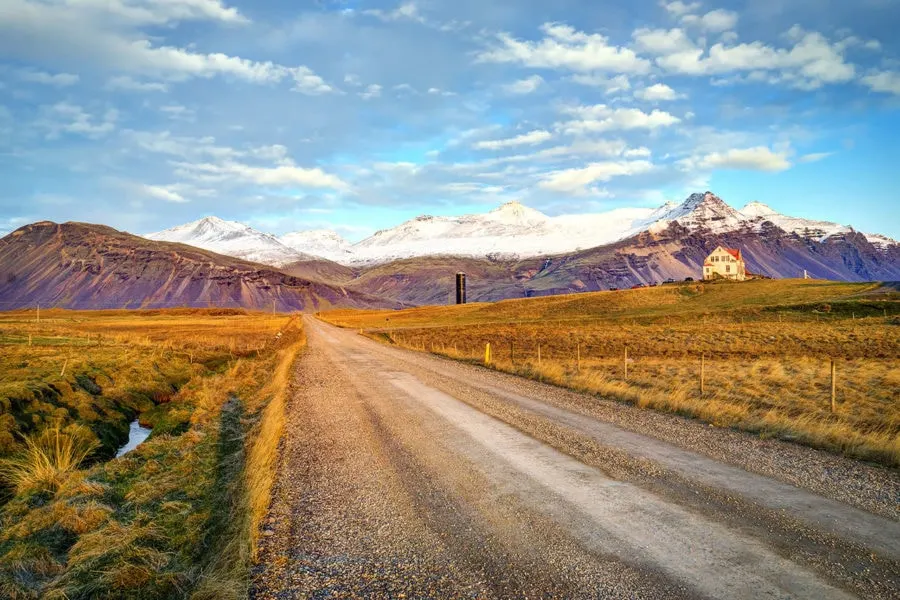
[0,221,394,311]
[144,193,898,268]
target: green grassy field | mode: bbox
[0,309,304,599]
[321,279,900,466]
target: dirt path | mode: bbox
[250,317,900,599]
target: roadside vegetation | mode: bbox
[0,309,303,599]
[321,279,900,467]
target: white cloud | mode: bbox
[503,75,544,94]
[861,70,900,95]
[476,22,651,74]
[427,87,455,96]
[687,147,792,172]
[364,2,425,23]
[160,104,195,121]
[18,69,79,86]
[650,28,856,90]
[559,104,681,134]
[661,1,702,17]
[344,74,362,86]
[473,129,553,150]
[632,28,697,55]
[568,73,631,94]
[126,130,349,192]
[0,0,312,85]
[624,147,652,158]
[682,9,738,33]
[140,184,188,203]
[175,160,350,190]
[290,66,336,95]
[539,160,654,195]
[38,103,118,139]
[105,75,168,92]
[359,84,382,100]
[798,152,834,163]
[635,83,681,101]
[72,0,249,26]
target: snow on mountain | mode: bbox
[348,201,659,265]
[145,216,316,267]
[146,194,897,268]
[279,229,353,263]
[646,192,749,234]
[738,201,898,248]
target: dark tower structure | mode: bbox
[455,272,467,305]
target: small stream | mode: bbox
[115,420,152,457]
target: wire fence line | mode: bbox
[0,300,285,311]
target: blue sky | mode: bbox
[1,0,899,241]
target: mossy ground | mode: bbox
[0,309,304,599]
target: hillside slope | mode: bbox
[0,221,393,311]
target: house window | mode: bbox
[726,265,731,273]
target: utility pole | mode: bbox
[273,299,276,315]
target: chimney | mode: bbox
[455,272,467,305]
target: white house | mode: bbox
[703,246,746,281]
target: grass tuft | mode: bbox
[0,426,99,495]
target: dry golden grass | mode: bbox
[0,308,306,599]
[0,425,99,495]
[321,280,900,466]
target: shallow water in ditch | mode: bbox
[115,419,152,457]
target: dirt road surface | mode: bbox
[250,316,900,599]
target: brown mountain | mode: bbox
[3,209,899,311]
[0,221,393,311]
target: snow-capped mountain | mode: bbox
[347,201,661,265]
[649,192,748,233]
[145,216,316,267]
[147,194,897,268]
[739,201,891,247]
[279,229,353,263]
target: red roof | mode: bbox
[723,247,742,261]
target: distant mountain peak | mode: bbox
[682,191,727,209]
[489,200,548,224]
[652,191,747,233]
[146,216,314,266]
[741,201,778,217]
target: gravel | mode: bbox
[250,317,899,599]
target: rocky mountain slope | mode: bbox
[0,221,392,310]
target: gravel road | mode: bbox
[250,316,900,599]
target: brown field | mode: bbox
[321,279,900,466]
[0,308,304,599]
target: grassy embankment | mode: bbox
[0,309,303,599]
[321,279,900,466]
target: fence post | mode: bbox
[624,346,628,380]
[484,343,492,366]
[37,303,40,324]
[537,343,541,367]
[831,360,836,413]
[60,358,68,377]
[700,353,705,396]
[510,341,514,365]
[576,343,581,372]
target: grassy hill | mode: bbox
[322,279,895,329]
